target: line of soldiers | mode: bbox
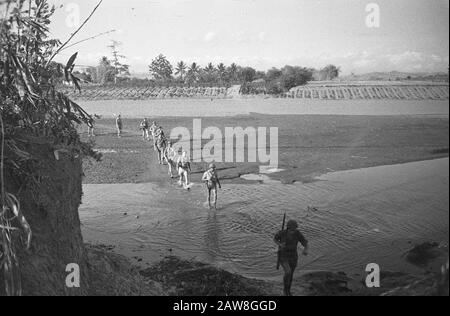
[141,118,309,296]
[141,119,222,210]
[87,114,123,138]
[90,116,310,296]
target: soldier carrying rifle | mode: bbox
[274,215,309,296]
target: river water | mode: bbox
[80,158,449,280]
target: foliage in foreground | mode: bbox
[0,0,99,296]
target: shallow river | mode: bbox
[80,158,449,280]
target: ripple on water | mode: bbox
[80,158,449,279]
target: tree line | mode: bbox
[75,45,341,94]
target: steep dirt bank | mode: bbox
[2,134,89,295]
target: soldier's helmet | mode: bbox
[287,220,298,229]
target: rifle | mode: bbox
[276,213,287,270]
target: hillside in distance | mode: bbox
[341,71,449,82]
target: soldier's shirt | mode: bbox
[275,229,308,257]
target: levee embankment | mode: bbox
[61,81,449,101]
[288,81,449,100]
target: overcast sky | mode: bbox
[47,0,450,75]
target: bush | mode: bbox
[279,66,313,91]
[266,81,284,95]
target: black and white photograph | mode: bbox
[0,0,449,300]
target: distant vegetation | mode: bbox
[74,49,448,96]
[76,40,129,85]
[75,47,342,94]
[342,71,449,83]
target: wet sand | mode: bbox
[82,114,449,184]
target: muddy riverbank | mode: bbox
[87,244,448,296]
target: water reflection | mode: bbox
[204,212,221,263]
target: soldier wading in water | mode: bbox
[202,163,222,209]
[274,219,309,296]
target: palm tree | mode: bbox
[228,63,238,83]
[204,62,215,74]
[175,61,187,81]
[189,62,200,74]
[187,62,200,83]
[217,63,227,85]
[203,63,217,85]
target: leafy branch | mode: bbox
[0,0,102,296]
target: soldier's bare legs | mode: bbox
[157,149,163,164]
[179,168,189,186]
[167,160,175,178]
[206,187,212,208]
[212,188,218,210]
[205,185,218,209]
[280,257,297,296]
